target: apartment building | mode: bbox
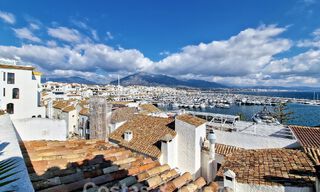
[0,63,45,119]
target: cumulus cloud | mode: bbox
[48,27,82,43]
[13,28,41,42]
[0,43,152,80]
[297,28,320,48]
[0,11,15,24]
[2,22,320,86]
[153,25,291,77]
[265,49,320,77]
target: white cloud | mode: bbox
[13,28,41,42]
[48,27,82,43]
[265,49,320,76]
[106,31,114,40]
[159,50,170,56]
[0,11,15,24]
[297,28,320,48]
[91,30,99,41]
[0,43,152,76]
[29,23,40,30]
[153,25,291,77]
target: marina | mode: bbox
[155,91,320,127]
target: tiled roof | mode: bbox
[304,147,320,165]
[62,106,76,112]
[111,107,138,124]
[176,114,206,127]
[139,104,161,114]
[203,143,243,156]
[53,101,69,110]
[109,115,176,158]
[216,149,315,187]
[290,125,320,148]
[20,140,215,192]
[79,108,89,116]
[0,63,35,70]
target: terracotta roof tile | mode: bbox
[79,108,89,116]
[111,107,138,123]
[62,106,76,112]
[109,115,176,158]
[20,140,213,191]
[176,114,206,127]
[139,104,161,113]
[0,63,35,70]
[290,125,320,148]
[216,148,316,187]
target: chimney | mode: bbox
[124,130,133,142]
[223,169,236,192]
[208,130,216,159]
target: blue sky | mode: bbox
[0,0,320,86]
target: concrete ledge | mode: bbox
[0,115,34,192]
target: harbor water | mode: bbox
[159,100,320,127]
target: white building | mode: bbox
[0,64,45,119]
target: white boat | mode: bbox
[200,103,206,109]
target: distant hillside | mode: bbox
[110,72,227,88]
[42,76,96,84]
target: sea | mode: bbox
[159,91,320,127]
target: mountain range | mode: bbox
[42,73,320,91]
[109,72,227,89]
[42,76,96,85]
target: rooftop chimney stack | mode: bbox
[208,130,216,159]
[124,130,133,141]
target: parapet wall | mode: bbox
[0,115,34,192]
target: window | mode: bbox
[37,115,42,118]
[7,73,15,84]
[3,72,5,81]
[6,103,14,114]
[12,88,19,99]
[3,88,5,97]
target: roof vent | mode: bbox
[124,130,133,142]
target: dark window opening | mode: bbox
[6,103,14,114]
[7,73,15,84]
[37,115,42,118]
[3,88,5,97]
[12,88,19,99]
[3,72,5,81]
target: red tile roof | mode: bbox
[290,125,320,148]
[20,140,214,192]
[109,115,176,158]
[216,148,315,187]
[176,114,206,127]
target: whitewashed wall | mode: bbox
[160,137,177,168]
[175,119,206,178]
[12,118,67,141]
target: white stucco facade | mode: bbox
[12,118,67,141]
[0,65,45,120]
[61,109,78,135]
[174,119,206,178]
